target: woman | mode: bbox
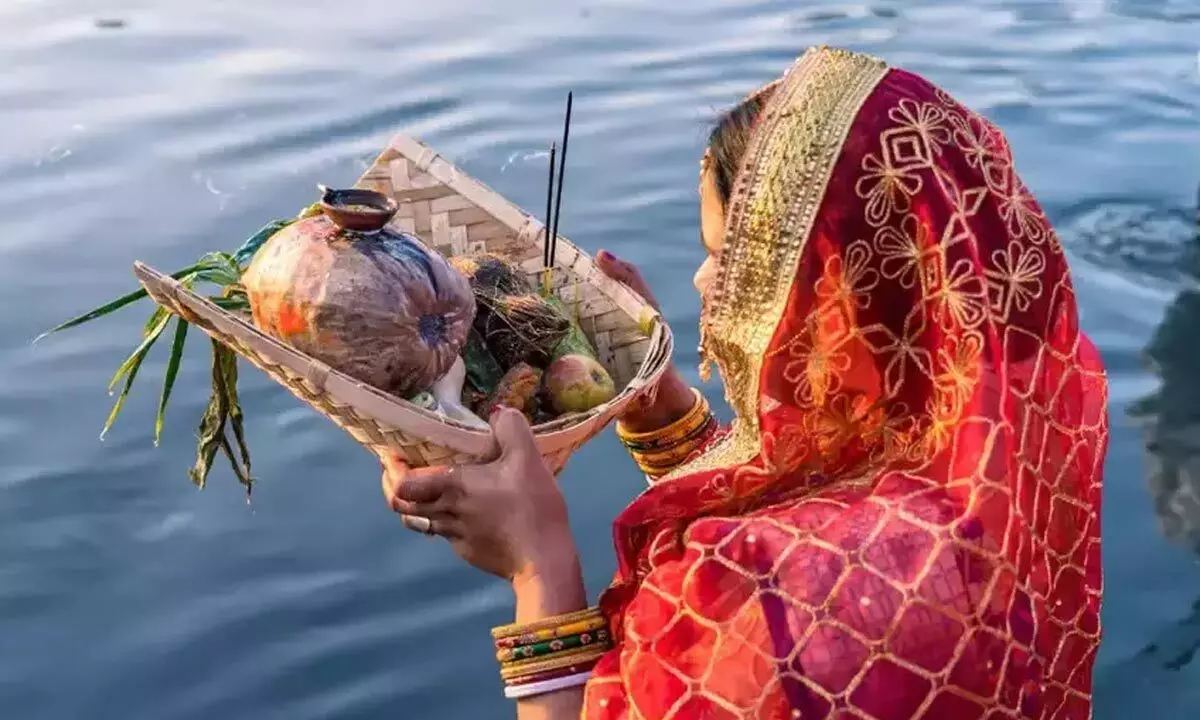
[380,46,1108,719]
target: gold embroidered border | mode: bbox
[670,47,889,479]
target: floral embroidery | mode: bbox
[855,152,923,226]
[985,241,1047,317]
[874,214,938,291]
[815,240,881,310]
[887,98,952,154]
[930,258,989,331]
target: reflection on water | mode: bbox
[1093,187,1200,715]
[1130,188,1200,554]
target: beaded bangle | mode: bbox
[496,628,611,663]
[501,644,609,676]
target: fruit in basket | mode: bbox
[450,253,570,369]
[241,187,475,398]
[544,354,616,414]
[488,363,543,417]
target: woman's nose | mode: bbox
[693,257,715,295]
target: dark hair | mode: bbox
[706,91,772,204]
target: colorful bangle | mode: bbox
[492,606,613,698]
[500,647,609,682]
[503,671,593,700]
[491,607,602,641]
[505,660,601,686]
[493,615,608,649]
[496,629,610,663]
[502,643,609,675]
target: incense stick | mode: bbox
[549,91,573,270]
[542,142,558,295]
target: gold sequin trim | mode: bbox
[677,47,889,479]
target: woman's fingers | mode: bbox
[596,250,659,309]
[489,407,540,463]
[381,462,462,512]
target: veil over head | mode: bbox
[585,47,1107,719]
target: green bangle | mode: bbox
[497,629,610,664]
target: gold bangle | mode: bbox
[616,389,706,443]
[493,615,608,649]
[491,607,604,641]
[616,389,709,448]
[630,434,708,467]
[628,414,717,467]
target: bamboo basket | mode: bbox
[132,133,673,474]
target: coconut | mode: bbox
[241,188,475,398]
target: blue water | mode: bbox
[2,0,1200,717]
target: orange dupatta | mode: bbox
[583,47,1108,720]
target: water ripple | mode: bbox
[3,0,1200,718]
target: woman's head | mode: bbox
[694,90,773,297]
[686,47,1094,484]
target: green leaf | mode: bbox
[34,261,211,342]
[209,296,250,312]
[188,340,230,489]
[154,318,189,446]
[100,310,172,441]
[219,435,253,501]
[216,346,251,472]
[233,218,295,266]
[107,310,172,394]
[143,304,170,337]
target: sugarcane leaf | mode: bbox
[209,296,250,311]
[99,312,172,440]
[35,288,151,343]
[218,347,251,474]
[143,304,170,337]
[107,310,172,394]
[188,340,231,489]
[153,318,189,446]
[194,260,242,287]
[219,435,254,500]
[34,261,211,342]
[188,396,225,490]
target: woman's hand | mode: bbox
[595,250,696,432]
[379,407,580,586]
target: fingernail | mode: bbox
[489,404,503,418]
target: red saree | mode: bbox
[583,47,1108,720]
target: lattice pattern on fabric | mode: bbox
[583,47,1107,720]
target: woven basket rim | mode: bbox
[134,260,672,436]
[130,132,676,461]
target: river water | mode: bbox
[2,0,1199,717]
